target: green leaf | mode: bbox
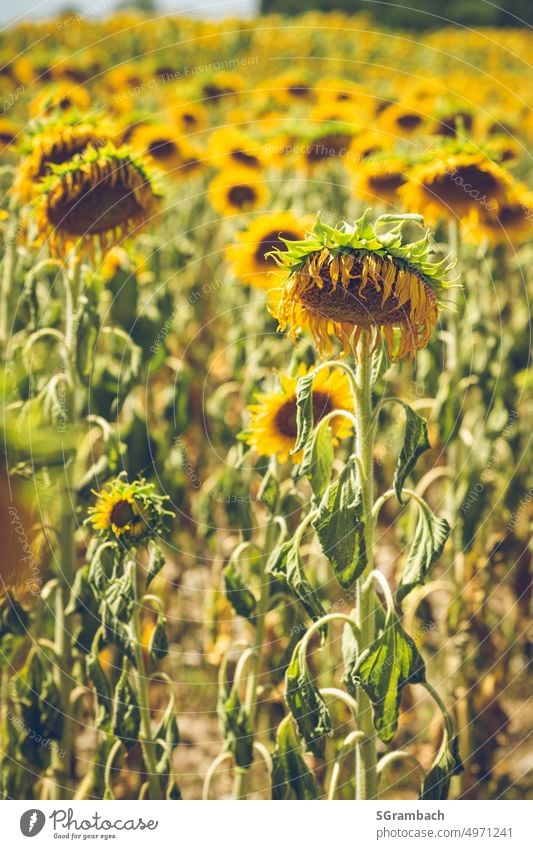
[392,401,431,503]
[371,338,390,385]
[420,727,463,800]
[0,595,30,638]
[353,615,426,742]
[291,370,315,455]
[267,539,326,628]
[75,296,100,386]
[397,504,451,604]
[285,641,332,758]
[223,560,257,621]
[65,565,94,617]
[342,611,359,696]
[258,468,279,512]
[112,662,140,751]
[272,718,320,800]
[313,456,367,588]
[300,418,334,499]
[146,545,165,589]
[218,683,253,769]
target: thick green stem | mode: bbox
[233,514,277,799]
[128,559,162,800]
[0,202,19,353]
[353,329,378,800]
[446,221,464,586]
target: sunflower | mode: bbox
[88,474,172,547]
[350,155,408,206]
[130,124,203,178]
[207,168,269,216]
[207,127,266,171]
[0,118,20,152]
[269,211,454,361]
[378,102,427,138]
[13,121,115,203]
[35,142,160,255]
[464,185,533,245]
[399,151,516,224]
[245,365,354,463]
[297,123,356,171]
[266,72,316,107]
[29,83,91,118]
[347,131,392,165]
[171,100,209,135]
[199,71,245,103]
[225,211,308,290]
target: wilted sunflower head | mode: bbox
[208,168,269,216]
[245,365,354,463]
[88,474,172,547]
[269,211,454,361]
[13,119,115,203]
[35,142,161,255]
[399,147,516,225]
[225,211,309,290]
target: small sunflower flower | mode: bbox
[245,365,354,463]
[207,168,269,217]
[225,211,309,290]
[35,142,161,255]
[88,475,172,547]
[269,211,454,362]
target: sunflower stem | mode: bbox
[353,329,378,800]
[0,198,19,354]
[232,472,278,800]
[128,557,163,800]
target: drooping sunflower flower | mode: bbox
[35,142,161,255]
[225,211,308,290]
[269,211,454,361]
[207,127,266,171]
[399,150,516,224]
[13,120,115,203]
[350,155,408,206]
[464,185,533,245]
[245,365,354,463]
[88,474,172,548]
[29,83,91,118]
[207,168,269,216]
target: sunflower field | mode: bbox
[0,9,531,807]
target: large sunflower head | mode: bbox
[88,474,172,548]
[35,142,161,255]
[13,119,115,203]
[225,211,309,290]
[207,168,269,217]
[269,211,454,361]
[378,102,427,139]
[464,184,533,245]
[245,365,354,463]
[399,148,516,225]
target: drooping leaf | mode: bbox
[271,718,320,800]
[285,641,332,758]
[342,611,359,696]
[371,338,390,385]
[218,682,253,769]
[300,417,334,499]
[397,504,451,604]
[353,615,426,742]
[145,545,165,589]
[223,559,257,621]
[258,468,279,512]
[267,539,326,629]
[86,636,113,731]
[313,456,367,588]
[112,662,140,751]
[147,615,169,672]
[391,401,431,503]
[291,370,315,455]
[420,727,463,800]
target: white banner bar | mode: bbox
[2,800,530,848]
